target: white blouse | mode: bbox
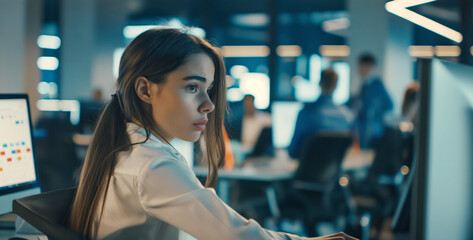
[92,123,308,240]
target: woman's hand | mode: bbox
[311,232,359,240]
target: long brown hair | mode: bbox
[70,28,226,238]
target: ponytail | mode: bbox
[70,94,132,238]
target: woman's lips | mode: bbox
[193,124,206,130]
[193,120,208,130]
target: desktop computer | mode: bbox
[0,94,41,235]
[271,101,303,150]
[409,58,473,240]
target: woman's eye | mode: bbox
[186,84,198,93]
[207,84,214,95]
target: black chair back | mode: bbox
[34,115,81,192]
[12,188,86,240]
[294,131,352,186]
[280,131,352,236]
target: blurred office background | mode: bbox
[0,0,472,239]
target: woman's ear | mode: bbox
[135,77,153,104]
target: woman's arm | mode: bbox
[137,157,357,240]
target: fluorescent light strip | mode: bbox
[322,17,350,32]
[221,46,270,57]
[393,0,436,8]
[37,100,80,125]
[123,25,155,38]
[435,45,460,57]
[123,25,206,39]
[276,45,302,57]
[319,45,350,57]
[408,45,463,57]
[37,35,61,49]
[408,45,434,57]
[385,0,463,43]
[37,57,59,71]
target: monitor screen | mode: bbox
[414,59,473,240]
[271,101,303,149]
[0,94,40,215]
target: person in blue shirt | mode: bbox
[349,53,393,149]
[289,69,354,159]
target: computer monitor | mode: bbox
[412,58,473,240]
[271,101,303,149]
[0,94,41,215]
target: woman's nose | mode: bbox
[199,94,215,114]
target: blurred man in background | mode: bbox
[349,53,393,149]
[289,68,354,159]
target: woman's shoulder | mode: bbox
[115,123,190,175]
[114,142,173,175]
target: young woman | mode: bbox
[70,28,356,240]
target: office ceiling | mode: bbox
[43,0,468,46]
[44,0,462,23]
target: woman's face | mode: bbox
[148,53,215,142]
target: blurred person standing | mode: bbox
[349,53,393,149]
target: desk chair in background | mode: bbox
[344,125,415,240]
[12,188,85,240]
[277,131,352,237]
[34,114,82,192]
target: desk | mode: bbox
[194,157,297,218]
[193,147,374,219]
[193,157,298,181]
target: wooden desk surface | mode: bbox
[193,157,298,181]
[193,146,375,181]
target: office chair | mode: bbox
[278,131,352,236]
[344,125,415,239]
[12,188,86,240]
[34,114,82,192]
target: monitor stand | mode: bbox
[0,213,15,229]
[15,217,43,235]
[0,214,45,239]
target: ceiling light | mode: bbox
[319,45,350,57]
[221,46,270,57]
[385,0,462,43]
[276,45,302,57]
[408,45,434,57]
